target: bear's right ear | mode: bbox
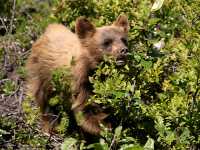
[113,15,129,33]
[75,17,96,39]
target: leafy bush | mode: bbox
[0,117,49,149]
[55,0,200,149]
[1,0,200,149]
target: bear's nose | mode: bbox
[120,48,128,54]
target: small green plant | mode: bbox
[1,80,16,96]
[22,95,40,125]
[16,66,27,79]
[0,117,48,149]
[49,67,73,135]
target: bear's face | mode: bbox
[75,15,129,65]
[94,26,128,65]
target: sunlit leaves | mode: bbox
[17,0,200,149]
[61,138,78,150]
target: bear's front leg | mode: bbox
[71,61,110,135]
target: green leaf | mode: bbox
[87,143,109,150]
[49,96,61,106]
[148,18,161,26]
[113,91,125,98]
[141,60,153,70]
[144,137,154,150]
[114,126,122,140]
[0,129,10,136]
[165,131,176,145]
[120,144,143,150]
[61,138,78,150]
[179,128,191,144]
[134,54,142,62]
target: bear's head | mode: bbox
[75,15,129,66]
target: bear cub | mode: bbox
[26,15,129,135]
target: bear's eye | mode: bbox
[103,39,112,47]
[121,37,128,46]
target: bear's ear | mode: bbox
[113,15,129,33]
[75,17,96,39]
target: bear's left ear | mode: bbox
[75,17,96,39]
[113,15,129,33]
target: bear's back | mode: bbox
[26,24,83,96]
[30,24,81,71]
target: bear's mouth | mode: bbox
[116,56,126,66]
[116,60,125,66]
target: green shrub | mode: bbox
[49,67,72,135]
[52,0,200,149]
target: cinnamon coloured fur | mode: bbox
[26,15,129,135]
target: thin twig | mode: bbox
[128,79,136,107]
[109,135,116,150]
[9,0,16,34]
[131,80,136,94]
[0,17,8,33]
[0,78,10,84]
[9,84,20,97]
[18,87,24,114]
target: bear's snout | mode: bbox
[120,47,128,55]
